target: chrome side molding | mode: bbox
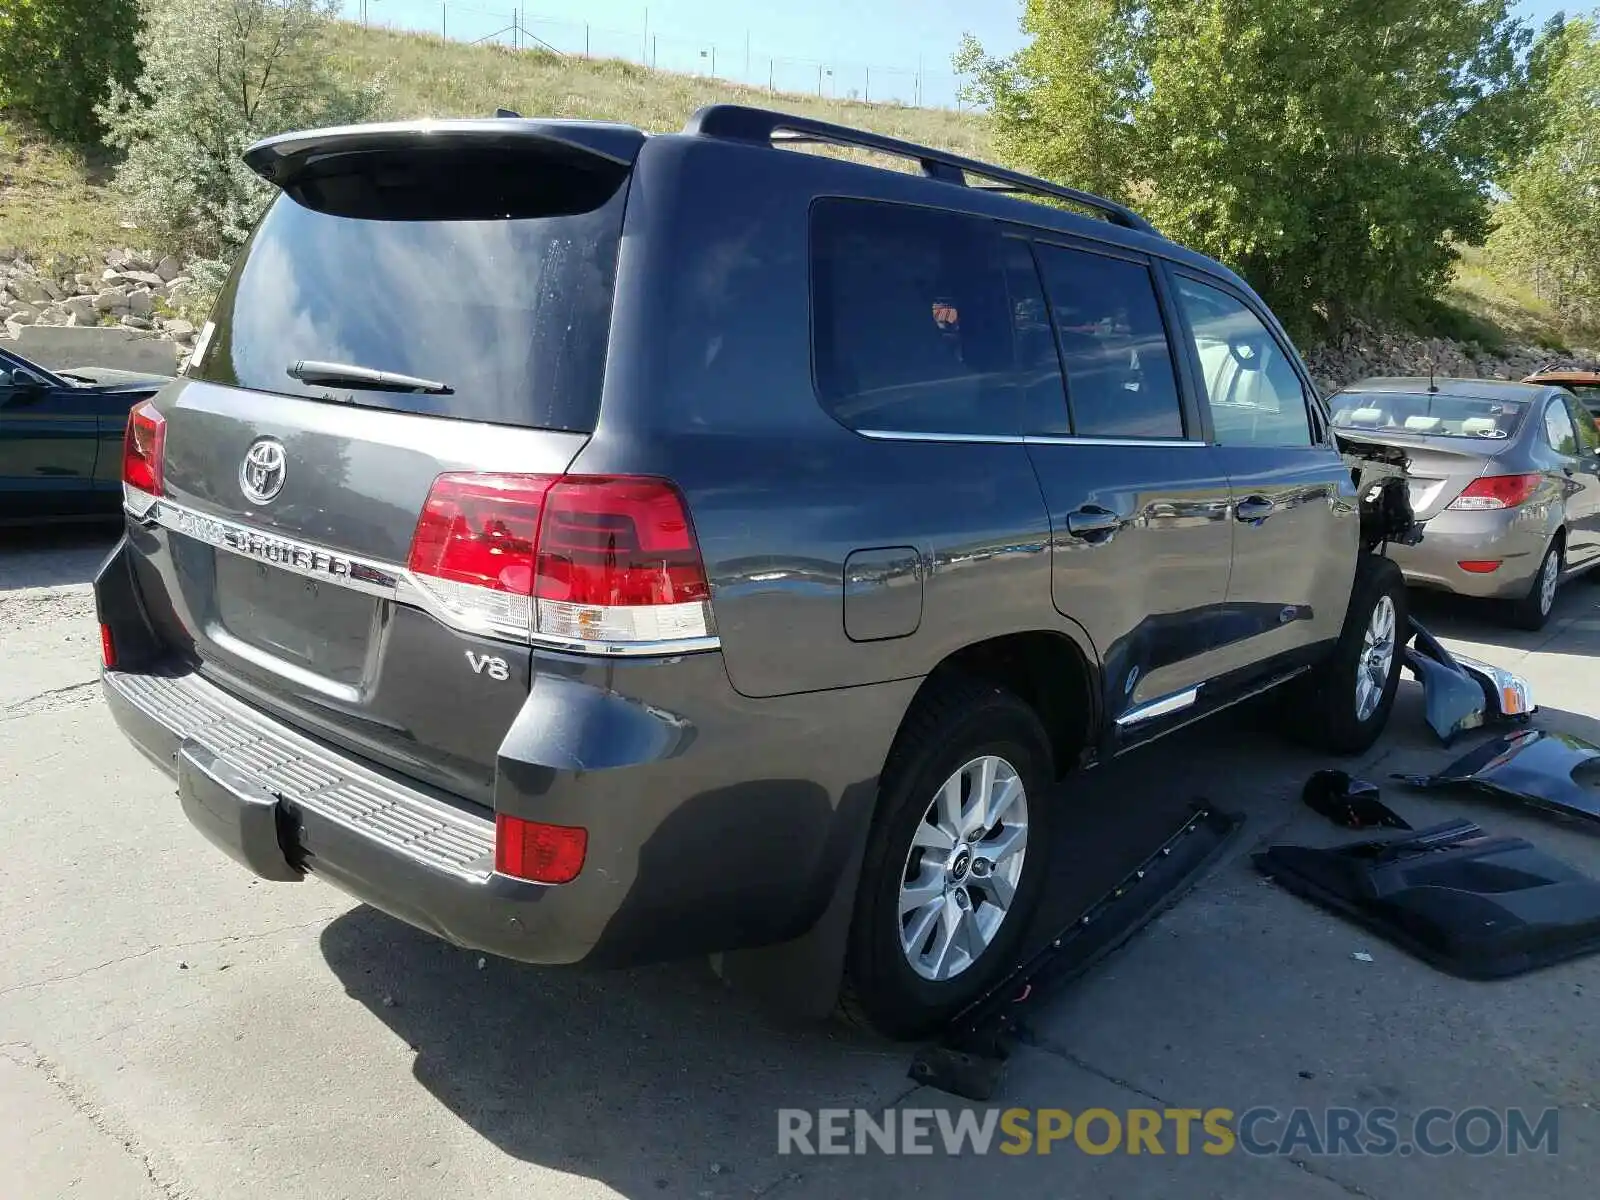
[1115,686,1200,728]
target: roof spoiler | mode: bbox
[243,118,647,188]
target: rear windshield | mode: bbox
[191,148,627,433]
[1330,391,1528,440]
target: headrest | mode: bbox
[1403,416,1444,432]
[1461,417,1500,436]
[1344,407,1388,426]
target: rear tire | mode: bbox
[1283,556,1407,756]
[839,676,1054,1041]
[1505,539,1561,631]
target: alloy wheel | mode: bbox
[897,755,1029,982]
[1355,594,1396,722]
[1539,548,1560,616]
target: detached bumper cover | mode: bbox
[102,666,604,963]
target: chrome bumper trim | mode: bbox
[106,667,496,880]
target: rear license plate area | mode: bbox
[214,553,378,686]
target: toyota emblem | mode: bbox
[239,438,288,504]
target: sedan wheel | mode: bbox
[1539,547,1560,616]
[1507,541,1562,631]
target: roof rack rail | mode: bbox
[682,104,1158,236]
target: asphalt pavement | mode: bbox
[2,526,1596,1199]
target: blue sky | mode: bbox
[347,1,1580,108]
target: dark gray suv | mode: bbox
[95,105,1412,1039]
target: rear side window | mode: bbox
[191,148,627,433]
[1566,395,1600,451]
[810,199,1021,437]
[1031,243,1184,439]
[1544,399,1579,455]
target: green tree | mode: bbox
[1489,16,1600,332]
[0,0,141,141]
[956,0,1549,335]
[98,0,381,257]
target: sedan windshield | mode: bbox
[1331,391,1528,440]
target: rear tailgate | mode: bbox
[121,121,640,805]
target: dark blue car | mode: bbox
[0,343,171,522]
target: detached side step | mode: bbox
[909,803,1243,1101]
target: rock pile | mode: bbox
[1302,318,1596,394]
[0,247,206,357]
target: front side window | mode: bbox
[1031,243,1184,439]
[811,199,1021,437]
[1174,276,1315,448]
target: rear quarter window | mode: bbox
[191,148,627,433]
[809,198,1025,438]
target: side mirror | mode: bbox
[1,367,50,405]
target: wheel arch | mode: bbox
[900,629,1102,782]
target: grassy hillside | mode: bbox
[1,21,989,261]
[327,23,988,153]
[1439,245,1600,355]
[0,117,119,260]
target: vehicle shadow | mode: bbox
[0,522,119,592]
[312,714,1354,1194]
[317,906,907,1195]
[312,652,1597,1195]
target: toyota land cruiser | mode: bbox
[95,105,1413,1039]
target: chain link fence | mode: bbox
[344,1,969,109]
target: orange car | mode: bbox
[1524,367,1600,428]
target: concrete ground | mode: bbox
[2,525,1596,1199]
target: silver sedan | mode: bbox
[1329,377,1600,629]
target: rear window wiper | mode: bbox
[287,360,453,395]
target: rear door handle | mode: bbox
[1235,496,1275,523]
[1065,505,1122,540]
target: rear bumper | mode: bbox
[1389,509,1552,600]
[97,522,920,971]
[103,666,614,964]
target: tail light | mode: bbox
[495,814,587,883]
[1447,473,1541,511]
[121,400,167,497]
[406,472,714,648]
[99,623,117,668]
